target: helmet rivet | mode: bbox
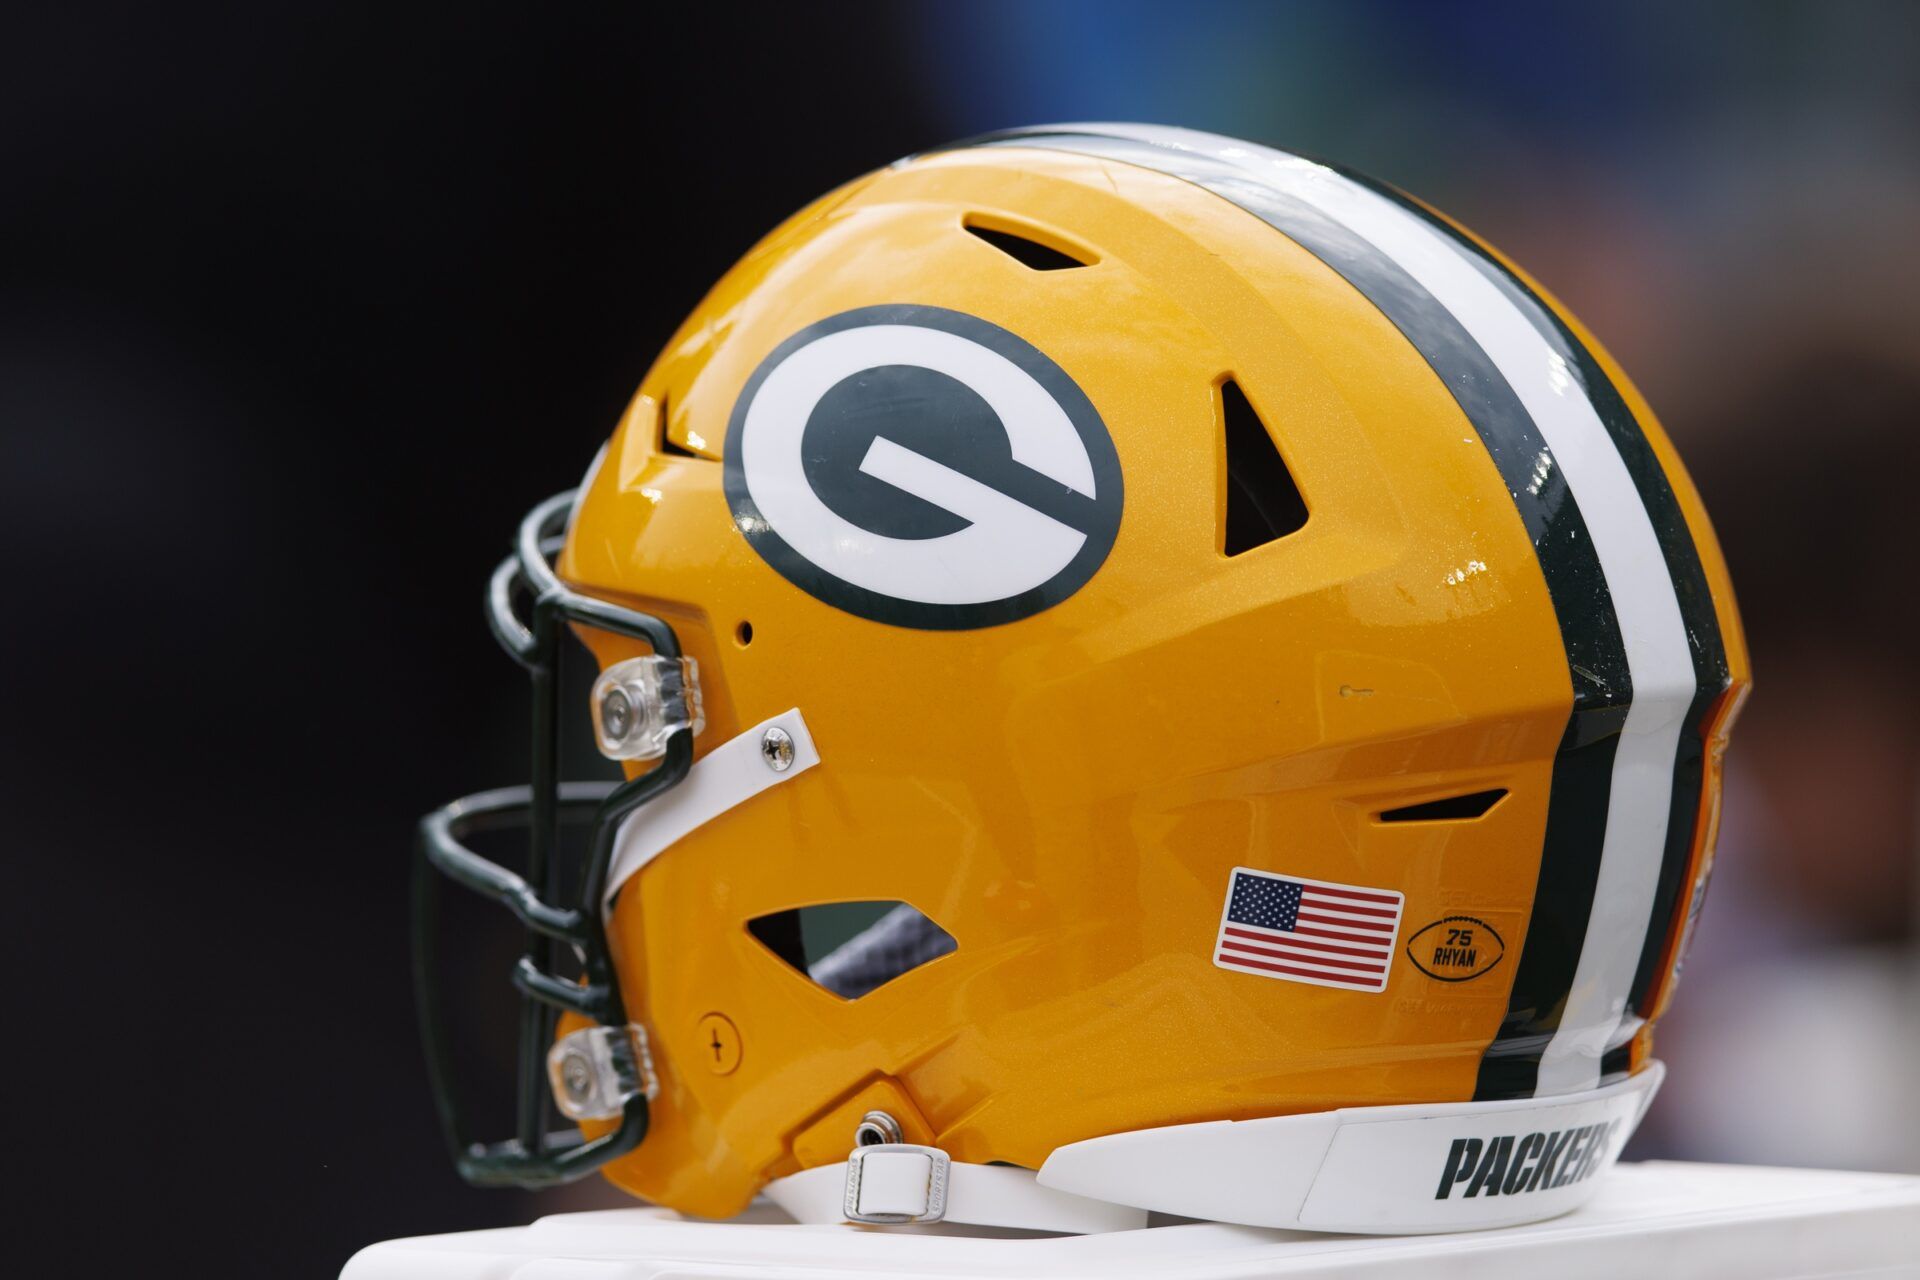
[853,1109,903,1147]
[601,687,635,743]
[559,1051,594,1104]
[760,726,795,772]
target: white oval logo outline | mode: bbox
[723,305,1123,630]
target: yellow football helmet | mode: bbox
[415,124,1749,1234]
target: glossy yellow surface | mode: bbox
[555,146,1750,1218]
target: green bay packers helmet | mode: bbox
[414,124,1749,1234]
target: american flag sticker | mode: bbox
[1213,867,1405,993]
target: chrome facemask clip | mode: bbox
[546,1023,659,1122]
[591,655,704,761]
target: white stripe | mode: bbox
[1221,942,1389,973]
[603,708,820,910]
[1304,889,1399,907]
[1293,914,1393,934]
[1082,126,1693,1093]
[1224,925,1392,954]
[1296,903,1399,926]
[1288,917,1396,941]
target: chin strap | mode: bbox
[763,1065,1662,1236]
[763,1143,1146,1234]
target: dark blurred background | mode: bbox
[5,2,1917,1273]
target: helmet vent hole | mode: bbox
[657,392,701,459]
[1221,378,1309,555]
[1378,788,1508,823]
[963,218,1091,271]
[746,901,956,1000]
[735,620,753,647]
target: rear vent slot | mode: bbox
[747,901,956,999]
[963,219,1090,271]
[1379,789,1508,823]
[1221,379,1308,555]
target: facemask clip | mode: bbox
[546,1023,659,1122]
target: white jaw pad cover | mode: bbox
[1036,1063,1663,1234]
[602,708,820,911]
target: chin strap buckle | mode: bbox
[843,1141,952,1225]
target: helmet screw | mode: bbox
[558,1050,594,1106]
[600,688,635,743]
[853,1109,903,1147]
[760,726,795,772]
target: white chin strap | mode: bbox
[765,1066,1661,1236]
[764,1148,1147,1234]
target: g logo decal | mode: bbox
[724,305,1123,629]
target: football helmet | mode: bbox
[415,124,1749,1234]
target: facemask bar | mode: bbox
[412,490,695,1189]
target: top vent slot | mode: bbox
[963,219,1092,271]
